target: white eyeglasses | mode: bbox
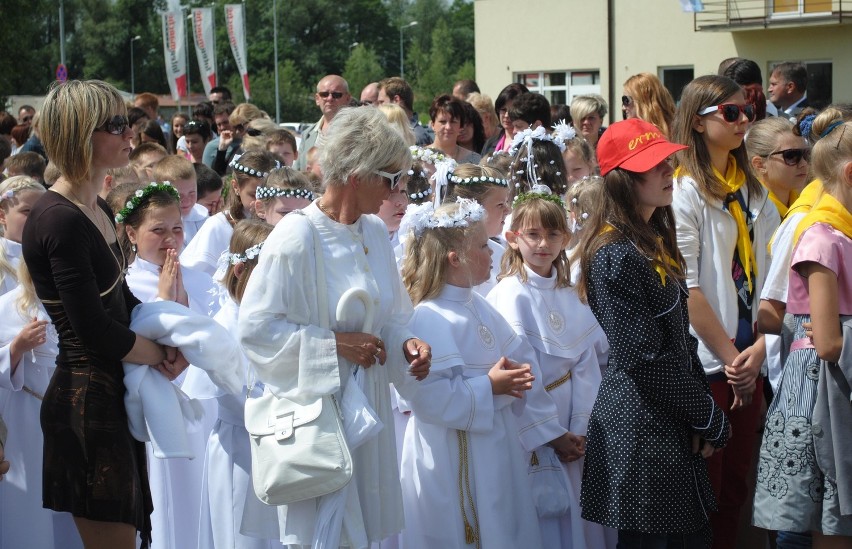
[374,168,406,190]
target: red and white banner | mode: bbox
[161,11,187,100]
[192,8,217,97]
[225,4,250,100]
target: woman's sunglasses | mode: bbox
[697,103,756,123]
[96,115,130,135]
[621,95,633,107]
[769,148,810,166]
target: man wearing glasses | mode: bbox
[295,75,351,170]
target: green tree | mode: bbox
[412,19,454,115]
[343,44,384,98]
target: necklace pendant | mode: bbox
[477,324,495,349]
[547,311,565,334]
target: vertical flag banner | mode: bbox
[162,10,187,99]
[225,4,250,100]
[192,8,217,96]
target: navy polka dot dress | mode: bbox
[580,238,730,535]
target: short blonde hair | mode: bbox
[570,94,608,122]
[37,80,126,185]
[378,104,416,146]
[152,155,195,183]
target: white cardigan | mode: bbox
[672,174,780,375]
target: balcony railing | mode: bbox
[694,0,851,31]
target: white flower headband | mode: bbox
[409,187,432,201]
[1,190,15,201]
[229,154,279,178]
[410,145,447,165]
[255,186,314,201]
[229,241,265,265]
[430,157,458,207]
[399,197,485,239]
[512,183,565,208]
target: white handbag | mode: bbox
[244,211,353,505]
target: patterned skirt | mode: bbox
[752,315,851,535]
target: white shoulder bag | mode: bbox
[244,212,353,505]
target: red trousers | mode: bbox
[706,376,763,549]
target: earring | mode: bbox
[131,244,137,253]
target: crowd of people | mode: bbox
[0,56,850,549]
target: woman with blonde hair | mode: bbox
[21,79,188,548]
[622,73,677,137]
[570,95,608,149]
[379,103,416,146]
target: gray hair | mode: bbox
[320,107,411,186]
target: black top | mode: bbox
[580,237,730,534]
[22,191,139,361]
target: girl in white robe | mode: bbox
[195,219,282,549]
[119,183,218,549]
[397,199,577,549]
[0,265,82,549]
[486,190,615,548]
[182,151,278,276]
[0,176,45,297]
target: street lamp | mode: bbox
[349,42,360,51]
[130,35,141,96]
[399,21,418,79]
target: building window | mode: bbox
[659,66,694,104]
[772,0,832,16]
[515,70,601,106]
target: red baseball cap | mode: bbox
[596,119,687,176]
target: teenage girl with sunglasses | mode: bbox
[671,75,781,549]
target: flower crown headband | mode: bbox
[229,154,279,178]
[431,158,510,208]
[410,145,447,165]
[512,184,566,209]
[399,197,485,239]
[115,182,180,223]
[229,241,265,265]
[409,187,432,201]
[509,124,570,189]
[255,186,315,201]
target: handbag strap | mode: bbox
[246,208,330,398]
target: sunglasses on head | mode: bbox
[96,115,130,135]
[246,128,263,137]
[374,168,406,190]
[318,91,345,99]
[769,148,810,166]
[621,95,633,107]
[697,103,756,123]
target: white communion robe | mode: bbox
[398,283,567,549]
[471,238,505,297]
[0,237,22,297]
[181,210,234,276]
[238,202,417,548]
[126,257,219,549]
[183,202,211,247]
[196,296,283,549]
[0,286,82,549]
[487,266,616,549]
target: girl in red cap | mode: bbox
[670,75,780,549]
[576,117,730,548]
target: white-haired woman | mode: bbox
[238,107,431,547]
[570,94,609,150]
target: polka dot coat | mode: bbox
[580,238,730,534]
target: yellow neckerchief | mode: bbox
[602,224,678,286]
[792,191,852,249]
[767,179,823,255]
[766,188,800,219]
[676,155,755,293]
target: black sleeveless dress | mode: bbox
[21,191,152,544]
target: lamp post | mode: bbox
[130,35,141,96]
[349,42,360,52]
[399,21,418,79]
[273,0,280,123]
